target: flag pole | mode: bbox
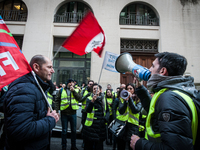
[96,53,106,95]
[52,46,62,61]
[31,71,53,112]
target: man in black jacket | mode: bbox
[3,55,59,150]
[130,52,200,150]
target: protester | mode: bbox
[104,84,116,99]
[47,80,56,109]
[81,80,94,124]
[53,81,59,89]
[55,78,81,150]
[0,86,7,150]
[120,84,126,90]
[81,82,86,90]
[82,83,110,150]
[105,89,114,145]
[112,88,122,150]
[3,55,59,150]
[117,83,142,150]
[130,52,200,150]
[80,80,94,148]
[74,80,79,88]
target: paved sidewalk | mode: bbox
[50,137,114,150]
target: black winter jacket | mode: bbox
[82,93,109,141]
[3,73,56,150]
[135,76,200,150]
[118,97,142,141]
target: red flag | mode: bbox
[0,16,32,89]
[62,11,106,57]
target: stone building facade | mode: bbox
[1,0,200,90]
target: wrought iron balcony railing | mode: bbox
[54,12,86,23]
[120,14,159,26]
[0,10,27,21]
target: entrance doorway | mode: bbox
[120,39,158,86]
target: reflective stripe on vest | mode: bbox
[60,89,79,110]
[116,98,129,121]
[106,97,113,115]
[128,100,140,125]
[47,92,53,105]
[145,88,198,145]
[84,95,107,126]
[82,89,89,109]
[128,110,139,125]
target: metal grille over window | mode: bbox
[0,0,28,21]
[119,3,159,26]
[54,1,92,23]
[121,39,158,52]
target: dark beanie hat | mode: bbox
[66,78,74,85]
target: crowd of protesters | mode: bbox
[0,52,200,150]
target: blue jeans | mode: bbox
[61,113,77,148]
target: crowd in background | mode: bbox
[0,52,200,150]
[45,78,147,150]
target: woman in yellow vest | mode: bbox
[117,83,142,150]
[105,89,114,145]
[82,83,110,150]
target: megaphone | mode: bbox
[120,90,129,99]
[115,53,151,81]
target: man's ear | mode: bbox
[159,67,168,76]
[32,63,40,73]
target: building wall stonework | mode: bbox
[5,0,200,91]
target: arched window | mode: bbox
[54,1,92,23]
[120,3,159,26]
[0,0,28,21]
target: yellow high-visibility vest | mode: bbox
[128,103,140,126]
[60,88,79,110]
[116,98,129,121]
[106,97,113,115]
[145,88,198,145]
[47,92,53,106]
[85,96,107,126]
[82,88,89,110]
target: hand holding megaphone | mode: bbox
[115,53,151,81]
[133,76,142,88]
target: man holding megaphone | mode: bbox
[127,52,200,150]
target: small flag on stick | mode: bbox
[102,51,119,73]
[62,11,106,57]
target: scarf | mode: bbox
[147,74,182,92]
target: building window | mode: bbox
[52,37,91,86]
[54,1,92,23]
[13,35,23,50]
[0,0,28,21]
[120,3,159,26]
[121,39,158,53]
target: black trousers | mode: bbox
[84,140,104,150]
[116,137,132,150]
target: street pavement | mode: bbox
[50,137,113,150]
[50,132,113,150]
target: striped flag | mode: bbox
[0,16,32,88]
